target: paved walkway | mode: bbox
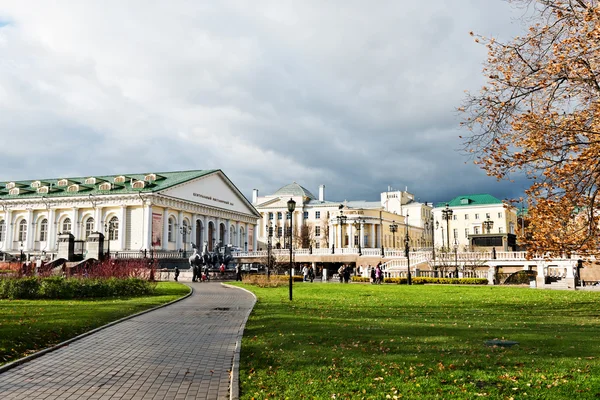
[0,283,256,400]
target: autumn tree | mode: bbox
[462,0,600,257]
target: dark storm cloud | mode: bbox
[0,0,528,204]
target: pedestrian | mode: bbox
[302,265,309,282]
[174,266,180,282]
[308,266,314,282]
[370,266,376,284]
[235,264,242,281]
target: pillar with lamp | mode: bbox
[336,205,347,250]
[353,217,363,256]
[389,221,398,249]
[179,224,192,258]
[404,214,412,285]
[441,203,453,252]
[287,198,296,301]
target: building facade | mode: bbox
[432,194,518,251]
[0,170,261,258]
[252,183,433,251]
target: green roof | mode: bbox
[436,194,503,208]
[273,182,316,200]
[0,170,218,199]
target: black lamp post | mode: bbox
[266,222,273,273]
[287,198,296,301]
[483,218,494,234]
[389,221,398,249]
[336,206,347,249]
[441,203,453,251]
[104,221,114,259]
[180,224,192,258]
[353,217,363,256]
[404,217,412,285]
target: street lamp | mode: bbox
[179,224,192,258]
[453,237,459,278]
[389,221,398,249]
[404,216,412,285]
[353,217,363,256]
[336,206,347,249]
[483,218,494,234]
[104,221,114,259]
[287,198,296,301]
[441,203,453,251]
[266,222,273,274]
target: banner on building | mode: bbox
[152,213,163,247]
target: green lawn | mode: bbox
[0,281,190,365]
[235,283,600,399]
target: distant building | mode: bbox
[433,194,518,251]
[0,170,260,258]
[252,183,433,251]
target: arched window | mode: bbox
[168,217,175,242]
[0,220,5,242]
[62,218,72,233]
[39,219,48,241]
[18,220,27,242]
[108,216,119,240]
[85,217,94,239]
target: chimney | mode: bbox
[319,185,325,202]
[252,189,258,204]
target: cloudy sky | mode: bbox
[0,0,529,204]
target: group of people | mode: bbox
[301,265,315,282]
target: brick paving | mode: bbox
[0,283,256,400]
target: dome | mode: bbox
[273,182,316,200]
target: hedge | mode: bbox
[351,276,488,285]
[0,277,156,300]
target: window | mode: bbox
[315,211,321,219]
[464,214,469,220]
[18,220,27,242]
[474,226,480,234]
[315,226,321,237]
[277,212,282,220]
[85,217,94,239]
[62,218,72,233]
[303,211,309,219]
[498,212,502,218]
[168,217,175,242]
[0,220,4,242]
[453,228,458,239]
[40,219,48,241]
[475,214,480,220]
[486,213,491,219]
[268,212,273,220]
[108,217,119,240]
[465,228,469,238]
[499,227,504,233]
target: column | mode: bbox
[162,208,169,250]
[47,209,56,252]
[72,208,80,240]
[176,210,183,251]
[4,210,13,250]
[119,205,127,251]
[26,209,34,251]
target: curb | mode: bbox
[221,283,257,400]
[0,283,194,375]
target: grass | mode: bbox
[0,281,190,365]
[235,283,600,399]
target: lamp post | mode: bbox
[266,222,273,273]
[353,217,363,256]
[336,206,347,250]
[453,237,459,278]
[389,221,398,249]
[287,198,296,301]
[483,218,494,234]
[104,221,114,259]
[404,216,412,285]
[441,203,453,251]
[179,224,192,258]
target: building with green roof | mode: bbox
[0,169,261,260]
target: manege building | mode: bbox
[0,170,260,260]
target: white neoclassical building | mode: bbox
[433,194,518,251]
[0,170,261,258]
[252,183,433,252]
